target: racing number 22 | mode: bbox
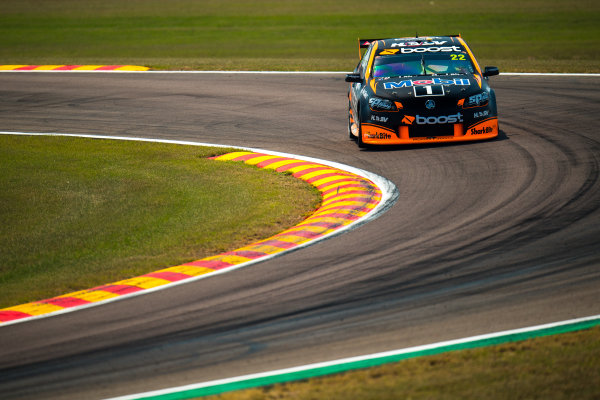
[450,54,466,61]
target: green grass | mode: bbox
[0,135,320,308]
[0,0,598,72]
[205,326,600,400]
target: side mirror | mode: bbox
[483,66,499,77]
[345,73,363,83]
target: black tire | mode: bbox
[348,103,356,141]
[356,107,367,149]
[490,89,498,116]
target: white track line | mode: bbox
[105,314,600,400]
[0,131,398,327]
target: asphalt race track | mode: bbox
[0,72,599,399]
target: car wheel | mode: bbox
[356,109,367,149]
[348,103,357,141]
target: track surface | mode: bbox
[0,73,599,399]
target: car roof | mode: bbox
[380,36,463,48]
[360,36,464,49]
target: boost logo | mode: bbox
[399,46,462,54]
[415,113,463,125]
[402,115,416,125]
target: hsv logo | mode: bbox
[391,40,447,47]
[383,78,470,90]
[402,115,416,125]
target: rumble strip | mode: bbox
[0,65,149,71]
[0,144,394,325]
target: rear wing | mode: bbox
[356,35,462,58]
[357,38,381,58]
[359,38,381,48]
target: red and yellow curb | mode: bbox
[0,65,149,71]
[0,151,382,324]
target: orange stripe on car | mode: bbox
[456,37,482,76]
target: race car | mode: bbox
[346,35,499,147]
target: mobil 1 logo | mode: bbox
[414,85,444,97]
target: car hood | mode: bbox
[373,74,484,101]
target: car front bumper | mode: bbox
[360,117,498,145]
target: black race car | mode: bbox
[346,35,499,147]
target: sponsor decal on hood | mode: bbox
[383,78,470,90]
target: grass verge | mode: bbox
[0,0,598,72]
[205,325,600,400]
[0,135,321,308]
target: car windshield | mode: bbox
[372,53,475,78]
